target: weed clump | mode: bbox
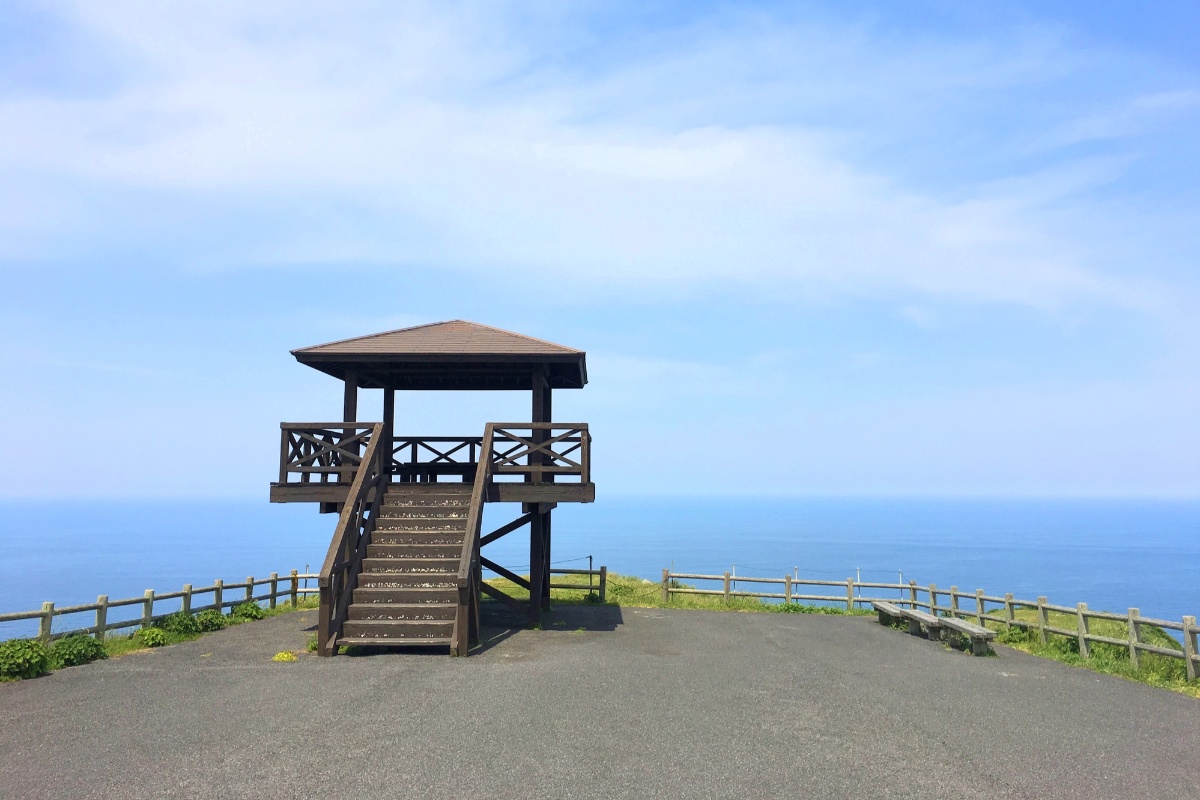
[154,611,201,636]
[0,639,50,680]
[49,635,107,668]
[135,628,169,648]
[194,609,227,632]
[230,602,266,622]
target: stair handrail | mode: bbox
[317,422,386,656]
[453,423,495,655]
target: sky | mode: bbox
[1,0,1198,499]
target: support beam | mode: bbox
[531,366,554,610]
[480,512,533,547]
[343,369,358,422]
[382,387,395,480]
[529,510,545,626]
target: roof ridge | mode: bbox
[291,320,581,355]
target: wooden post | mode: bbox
[723,571,731,604]
[528,510,545,626]
[214,579,224,612]
[1076,603,1090,659]
[142,590,155,629]
[599,566,607,603]
[182,584,193,615]
[928,584,938,616]
[784,575,792,604]
[39,602,54,642]
[95,596,108,642]
[661,569,669,605]
[909,580,918,609]
[1127,608,1140,669]
[342,369,358,487]
[846,579,854,611]
[245,577,254,603]
[949,586,959,618]
[269,572,279,609]
[975,589,985,624]
[1004,593,1014,630]
[1183,616,1197,681]
[290,570,299,607]
[382,387,395,480]
[1037,597,1048,645]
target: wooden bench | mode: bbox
[873,601,942,640]
[939,616,997,656]
[873,601,995,656]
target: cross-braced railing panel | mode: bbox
[279,423,376,484]
[391,436,482,480]
[489,424,591,484]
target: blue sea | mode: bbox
[2,497,1198,639]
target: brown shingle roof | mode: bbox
[291,320,587,391]
[293,320,582,357]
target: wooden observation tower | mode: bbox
[269,320,594,656]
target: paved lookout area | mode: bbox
[2,605,1197,800]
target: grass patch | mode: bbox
[979,608,1199,699]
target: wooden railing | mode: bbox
[660,569,1200,680]
[489,423,591,483]
[0,571,318,643]
[279,423,376,484]
[453,425,495,656]
[391,435,482,481]
[317,422,386,656]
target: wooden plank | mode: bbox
[480,513,532,546]
[480,557,531,591]
[480,581,525,610]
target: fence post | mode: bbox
[1127,608,1140,669]
[975,589,985,624]
[723,571,731,604]
[1183,616,1197,682]
[214,579,224,612]
[846,579,854,611]
[1004,593,1014,630]
[39,602,54,642]
[95,595,108,642]
[784,575,792,604]
[909,580,918,610]
[269,572,279,609]
[1037,597,1048,645]
[661,569,670,605]
[928,584,938,616]
[182,584,193,615]
[949,586,959,618]
[1076,603,1090,659]
[599,566,607,603]
[142,590,155,628]
[290,570,299,607]
[245,576,254,604]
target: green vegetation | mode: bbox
[0,638,51,680]
[48,634,107,669]
[0,594,322,682]
[982,608,1199,698]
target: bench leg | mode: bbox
[926,625,941,642]
[971,637,990,657]
[907,618,922,636]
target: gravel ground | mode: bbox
[1,603,1196,800]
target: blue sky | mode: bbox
[1,1,1197,498]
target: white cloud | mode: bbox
[0,1,1189,314]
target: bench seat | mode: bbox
[939,616,997,656]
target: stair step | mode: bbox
[378,508,469,519]
[372,531,466,546]
[381,497,471,508]
[367,543,464,559]
[337,637,452,648]
[353,587,457,604]
[376,518,468,530]
[357,573,459,588]
[362,557,458,574]
[348,603,456,621]
[384,485,472,496]
[341,619,454,639]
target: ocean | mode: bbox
[2,497,1198,639]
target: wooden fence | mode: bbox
[0,571,319,644]
[549,566,607,602]
[661,569,1200,681]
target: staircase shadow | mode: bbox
[473,601,624,654]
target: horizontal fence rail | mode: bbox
[0,571,319,644]
[548,566,607,602]
[661,569,1200,681]
[279,423,376,484]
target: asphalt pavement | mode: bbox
[1,603,1196,800]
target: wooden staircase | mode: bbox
[338,483,473,649]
